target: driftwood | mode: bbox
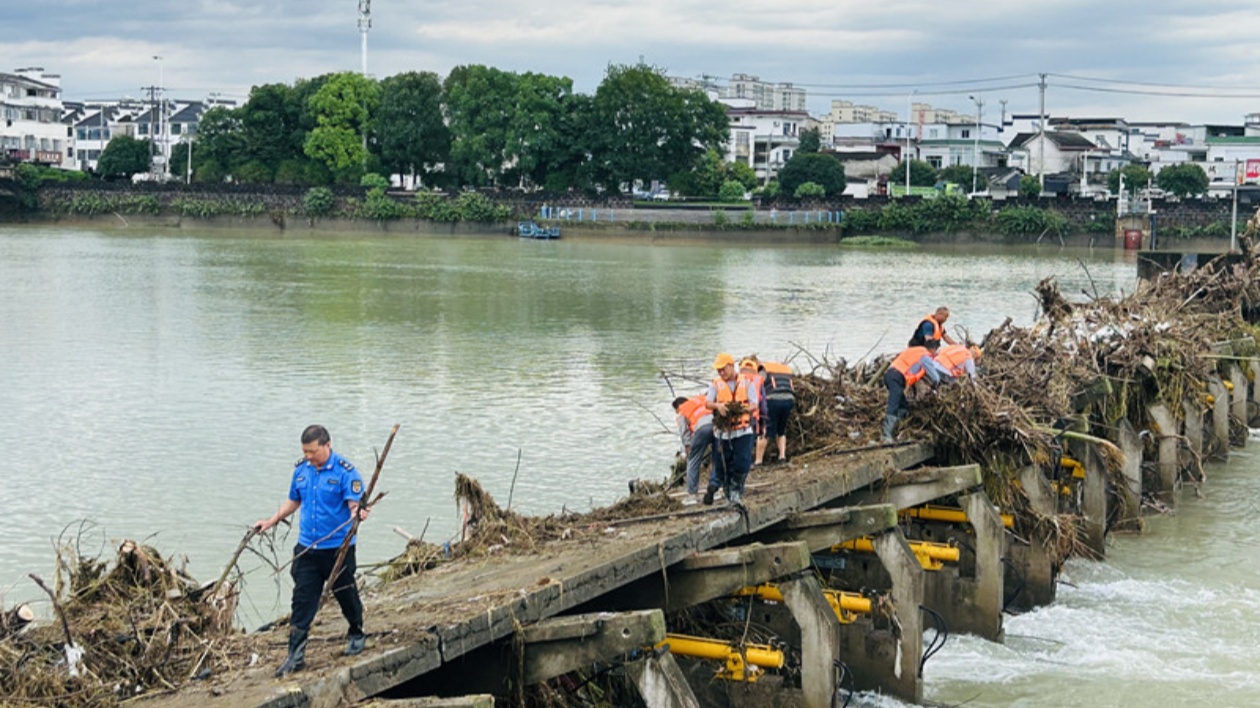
[0,604,34,637]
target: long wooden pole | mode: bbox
[321,424,399,600]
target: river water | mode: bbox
[0,225,1251,705]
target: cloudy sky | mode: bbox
[7,0,1260,126]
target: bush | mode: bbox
[233,160,273,184]
[741,209,756,227]
[454,191,510,222]
[718,180,746,203]
[841,208,881,234]
[360,173,390,190]
[995,205,1068,237]
[793,181,825,198]
[712,210,729,227]
[303,186,336,217]
[362,187,406,220]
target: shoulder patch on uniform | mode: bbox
[351,479,363,495]
[338,458,354,470]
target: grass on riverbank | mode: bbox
[839,235,917,248]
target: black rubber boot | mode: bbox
[881,414,898,444]
[345,632,366,656]
[702,485,717,506]
[274,628,308,678]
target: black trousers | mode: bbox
[290,544,363,636]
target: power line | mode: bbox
[1050,82,1260,99]
[1048,72,1260,91]
[782,73,1039,90]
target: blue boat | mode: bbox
[517,220,560,239]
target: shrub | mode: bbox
[718,180,746,203]
[303,187,336,217]
[712,209,729,227]
[995,205,1068,237]
[360,173,390,190]
[793,181,825,199]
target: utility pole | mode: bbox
[1038,73,1047,191]
[969,95,984,195]
[358,0,372,76]
[143,84,159,172]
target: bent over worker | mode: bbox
[883,341,954,443]
[672,394,714,505]
[936,343,981,379]
[254,425,369,677]
[908,306,958,347]
[705,352,759,507]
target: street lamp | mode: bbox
[968,95,984,195]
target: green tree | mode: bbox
[443,65,520,187]
[798,127,822,154]
[778,152,846,197]
[900,159,937,187]
[97,135,152,178]
[729,161,758,190]
[719,179,747,202]
[237,83,304,174]
[586,62,728,192]
[1156,163,1210,198]
[375,71,450,185]
[506,72,575,188]
[1106,164,1153,195]
[937,164,976,188]
[169,142,191,181]
[1019,174,1041,199]
[194,106,245,177]
[303,71,381,184]
[793,181,825,198]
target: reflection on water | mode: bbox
[8,226,1245,703]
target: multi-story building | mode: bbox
[64,98,223,175]
[1,67,70,167]
[722,101,807,182]
[721,73,806,112]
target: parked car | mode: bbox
[650,190,671,202]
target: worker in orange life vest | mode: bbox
[883,340,953,443]
[908,306,958,348]
[672,394,714,506]
[935,344,981,379]
[704,352,759,507]
[760,361,796,464]
[739,357,770,466]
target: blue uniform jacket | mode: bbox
[288,450,365,549]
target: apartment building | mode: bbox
[1,67,70,167]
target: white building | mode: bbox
[1,67,70,167]
[722,103,807,182]
[722,73,807,112]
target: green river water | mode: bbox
[1,225,1255,706]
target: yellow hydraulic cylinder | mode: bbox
[1224,380,1234,391]
[655,633,784,682]
[736,583,872,624]
[1060,456,1085,479]
[899,504,1015,529]
[832,537,960,570]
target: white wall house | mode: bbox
[916,122,1005,171]
[723,104,807,182]
[1,67,70,167]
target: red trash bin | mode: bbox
[1123,229,1142,250]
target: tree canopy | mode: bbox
[778,153,846,197]
[184,63,730,192]
[1156,163,1209,198]
[97,135,152,178]
[1107,164,1153,195]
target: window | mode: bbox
[961,129,971,139]
[928,156,942,168]
[171,123,181,135]
[25,88,35,97]
[77,129,86,140]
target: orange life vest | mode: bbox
[678,395,711,431]
[762,362,794,397]
[712,376,751,430]
[890,346,934,387]
[739,371,764,420]
[919,315,944,342]
[935,344,973,378]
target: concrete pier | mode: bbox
[1110,418,1145,527]
[1147,402,1180,504]
[1004,466,1058,611]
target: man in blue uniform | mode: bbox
[254,425,369,677]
